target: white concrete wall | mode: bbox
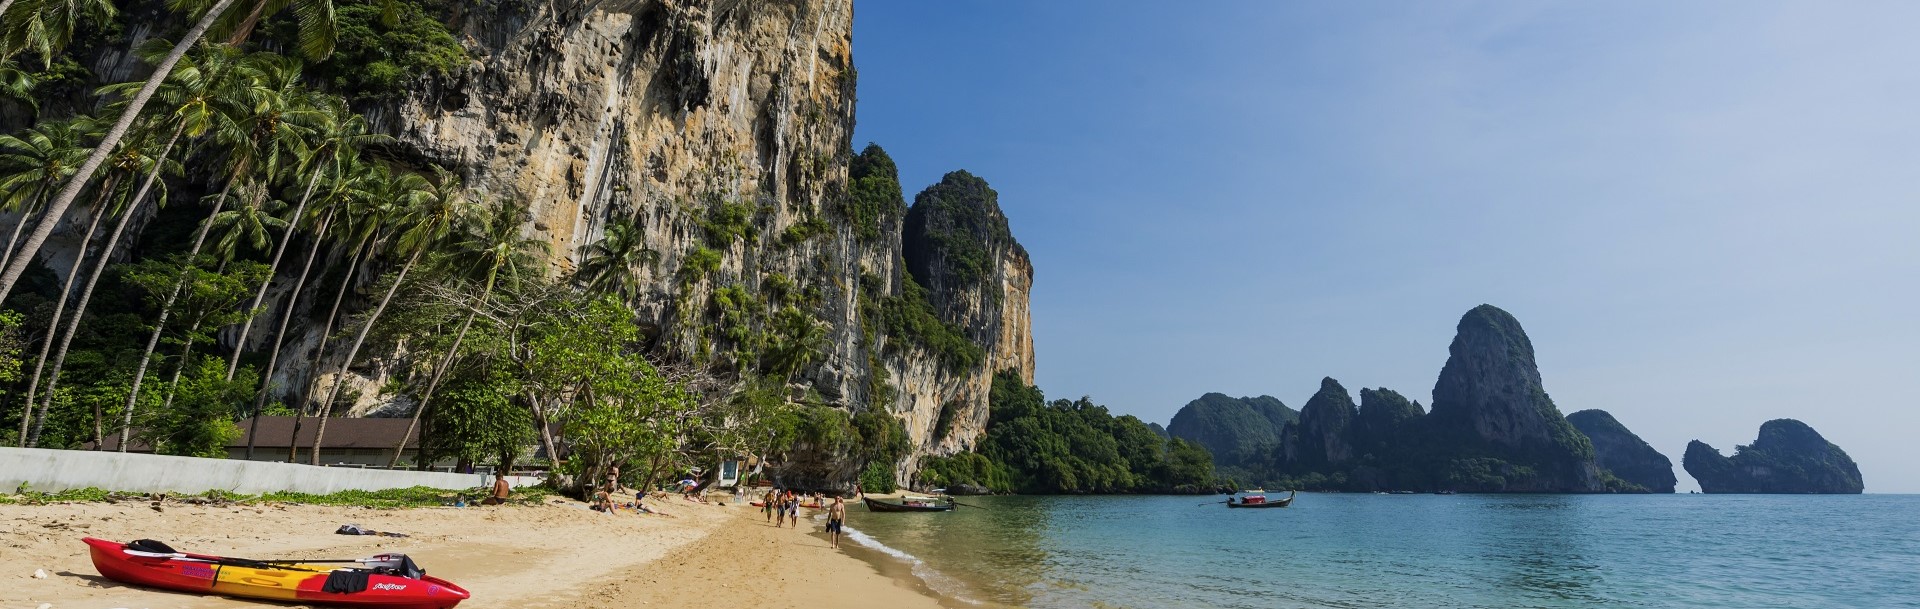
[0,448,542,495]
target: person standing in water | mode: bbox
[826,496,847,549]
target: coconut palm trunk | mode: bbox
[0,0,240,305]
[24,125,183,447]
[246,210,330,459]
[286,237,366,461]
[225,162,325,380]
[309,247,422,465]
[0,209,37,277]
[114,179,236,451]
[14,199,106,446]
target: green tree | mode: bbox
[390,200,544,466]
[574,216,655,300]
[137,356,251,457]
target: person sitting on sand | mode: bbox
[481,471,511,505]
[593,488,616,514]
[827,496,847,549]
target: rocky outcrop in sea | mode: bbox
[1567,409,1676,493]
[1684,419,1863,494]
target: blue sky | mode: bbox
[849,2,1920,493]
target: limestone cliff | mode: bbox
[240,0,1033,484]
[1353,387,1422,459]
[1567,409,1675,493]
[1278,377,1358,471]
[1426,304,1602,492]
[1684,419,1863,494]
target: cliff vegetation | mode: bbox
[0,0,1035,493]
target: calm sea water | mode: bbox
[840,494,1920,609]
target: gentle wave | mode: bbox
[840,523,984,606]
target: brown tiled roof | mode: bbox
[231,416,419,449]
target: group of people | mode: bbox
[589,465,669,516]
[762,488,849,548]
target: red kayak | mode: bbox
[84,538,469,609]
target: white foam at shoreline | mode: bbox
[839,523,984,606]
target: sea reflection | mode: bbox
[1473,495,1604,604]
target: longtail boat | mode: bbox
[83,538,469,609]
[1226,490,1296,508]
[863,496,955,512]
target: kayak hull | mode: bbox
[83,538,468,609]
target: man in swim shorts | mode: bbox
[826,496,846,549]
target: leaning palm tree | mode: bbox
[0,0,335,305]
[224,94,384,380]
[113,51,319,450]
[573,216,655,301]
[389,200,546,466]
[308,167,463,464]
[281,160,393,461]
[21,129,168,447]
[16,45,241,445]
[150,181,280,411]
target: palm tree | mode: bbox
[307,168,461,464]
[282,160,392,461]
[0,0,336,305]
[0,59,33,114]
[21,129,168,447]
[113,50,324,450]
[16,46,239,446]
[389,200,545,466]
[574,216,655,300]
[0,118,86,276]
[225,94,384,380]
[0,0,116,67]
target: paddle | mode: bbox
[950,500,988,510]
[1197,499,1229,506]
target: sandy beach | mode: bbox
[1,494,945,609]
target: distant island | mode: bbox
[1685,419,1864,494]
[1168,305,1644,493]
[1165,305,1868,495]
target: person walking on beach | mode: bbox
[782,490,799,528]
[827,496,847,549]
[763,488,778,524]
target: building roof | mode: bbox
[234,416,419,449]
[87,417,418,452]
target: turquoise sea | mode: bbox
[840,494,1920,609]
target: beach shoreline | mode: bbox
[1,494,951,609]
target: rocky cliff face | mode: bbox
[1427,304,1602,492]
[274,0,1030,484]
[1354,387,1422,458]
[1279,377,1358,470]
[1567,409,1675,493]
[1684,419,1863,494]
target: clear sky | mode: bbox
[849,2,1920,493]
